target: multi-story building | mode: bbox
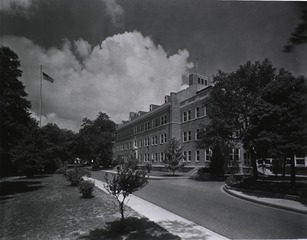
[113,72,307,174]
[113,72,250,172]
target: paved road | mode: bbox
[91,171,307,239]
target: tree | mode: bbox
[245,70,307,189]
[198,59,276,178]
[76,112,116,167]
[209,143,226,177]
[105,158,148,226]
[10,121,48,177]
[283,10,307,52]
[0,46,32,176]
[40,123,76,171]
[163,138,184,175]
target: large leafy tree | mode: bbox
[0,46,32,176]
[245,70,307,189]
[198,59,277,178]
[40,123,77,171]
[76,112,116,167]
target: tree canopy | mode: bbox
[0,46,32,176]
[76,112,117,167]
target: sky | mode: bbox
[1,0,306,132]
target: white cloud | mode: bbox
[1,31,193,131]
[0,0,32,12]
[102,0,124,27]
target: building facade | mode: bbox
[113,73,250,172]
[113,72,307,173]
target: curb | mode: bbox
[101,170,189,180]
[223,185,307,215]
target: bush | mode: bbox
[65,167,91,186]
[55,167,66,174]
[225,175,237,186]
[79,180,95,198]
[145,163,152,173]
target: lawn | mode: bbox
[0,174,180,240]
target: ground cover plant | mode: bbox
[229,176,307,201]
[0,174,179,239]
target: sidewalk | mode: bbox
[86,177,228,240]
[223,185,307,215]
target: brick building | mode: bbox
[113,73,249,172]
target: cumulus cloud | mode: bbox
[0,0,32,12]
[102,0,124,27]
[1,31,193,131]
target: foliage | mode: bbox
[269,159,283,176]
[198,59,279,178]
[75,112,117,167]
[10,123,48,178]
[55,167,67,175]
[145,163,152,173]
[225,175,237,186]
[163,138,184,175]
[79,180,95,198]
[245,70,307,187]
[283,10,307,52]
[65,167,91,186]
[105,158,148,223]
[40,123,76,170]
[209,143,226,177]
[0,46,32,176]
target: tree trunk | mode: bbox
[282,155,286,179]
[250,149,258,179]
[290,154,296,192]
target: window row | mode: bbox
[182,128,202,142]
[182,106,207,122]
[116,134,168,151]
[182,149,211,162]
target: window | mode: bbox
[183,151,187,162]
[134,140,137,148]
[183,112,187,122]
[160,133,167,144]
[204,106,207,116]
[205,149,211,161]
[188,131,192,141]
[196,107,200,118]
[205,79,208,86]
[144,139,147,147]
[201,79,204,85]
[155,118,159,127]
[154,153,158,162]
[183,132,187,142]
[164,133,167,143]
[188,110,192,120]
[139,154,142,162]
[134,126,137,134]
[198,77,201,84]
[160,152,165,162]
[140,124,144,132]
[188,151,192,162]
[152,136,157,145]
[196,150,200,162]
[139,140,142,148]
[195,129,200,140]
[234,149,240,161]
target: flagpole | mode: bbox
[39,65,43,127]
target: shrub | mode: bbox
[225,175,237,186]
[79,180,95,198]
[55,167,66,175]
[65,167,91,186]
[145,163,152,173]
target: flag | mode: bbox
[43,72,54,83]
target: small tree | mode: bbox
[163,138,184,175]
[105,159,148,226]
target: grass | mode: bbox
[232,177,307,199]
[0,174,180,240]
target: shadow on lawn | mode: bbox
[80,217,180,240]
[0,179,44,202]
